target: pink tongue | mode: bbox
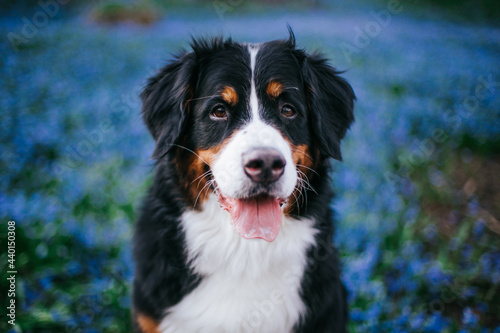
[221,196,282,242]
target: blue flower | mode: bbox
[462,307,479,327]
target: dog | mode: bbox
[132,29,355,333]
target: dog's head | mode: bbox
[141,31,355,242]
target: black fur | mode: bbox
[133,31,355,332]
[301,54,355,161]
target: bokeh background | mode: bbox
[1,0,499,332]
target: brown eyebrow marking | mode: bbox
[266,80,284,99]
[221,86,238,106]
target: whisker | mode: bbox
[291,146,314,161]
[290,189,301,214]
[296,178,308,207]
[296,163,319,176]
[197,171,213,188]
[204,179,215,197]
[297,169,317,195]
[193,180,213,208]
[295,174,311,206]
[295,170,314,211]
[167,144,212,167]
[300,182,309,209]
[187,95,221,102]
[190,169,212,185]
[299,181,316,194]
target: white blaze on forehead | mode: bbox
[248,44,261,122]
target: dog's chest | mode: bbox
[159,195,317,333]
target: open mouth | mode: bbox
[217,191,286,242]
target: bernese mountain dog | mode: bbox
[132,29,355,333]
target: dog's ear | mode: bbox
[301,54,355,161]
[141,52,197,159]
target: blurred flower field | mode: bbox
[1,1,499,332]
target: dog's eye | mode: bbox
[211,105,227,120]
[281,105,296,118]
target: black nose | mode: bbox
[242,148,286,184]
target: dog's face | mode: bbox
[141,32,355,242]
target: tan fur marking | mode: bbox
[292,144,313,169]
[178,135,234,209]
[221,86,238,106]
[266,81,284,99]
[137,313,159,333]
[285,143,316,215]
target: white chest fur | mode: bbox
[159,195,318,333]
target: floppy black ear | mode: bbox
[301,54,355,161]
[141,52,197,159]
